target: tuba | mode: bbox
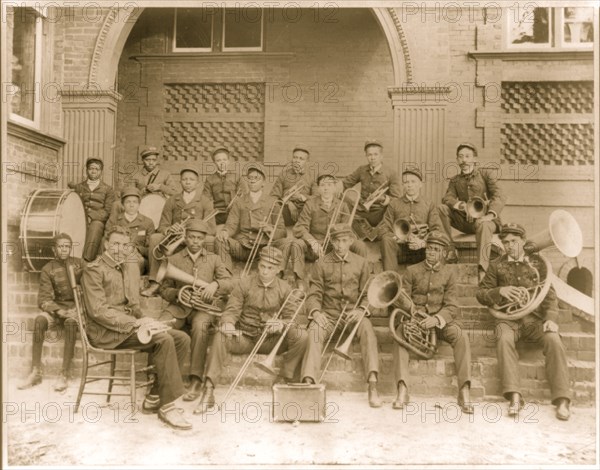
[156,260,222,316]
[368,271,437,359]
[490,210,583,321]
[392,214,429,243]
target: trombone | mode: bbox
[362,182,389,211]
[226,188,244,211]
[320,188,361,259]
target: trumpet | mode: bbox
[392,215,429,243]
[137,319,175,344]
[465,195,489,219]
[320,189,361,258]
[362,182,389,211]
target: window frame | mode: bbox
[556,7,594,49]
[172,8,214,53]
[504,5,553,50]
[221,8,264,52]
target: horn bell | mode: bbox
[527,209,583,258]
[156,260,196,284]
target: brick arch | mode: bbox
[89,6,410,89]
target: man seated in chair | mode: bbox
[300,224,382,408]
[476,223,571,421]
[391,231,473,413]
[195,247,308,414]
[18,233,84,392]
[81,225,193,430]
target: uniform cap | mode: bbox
[292,146,310,155]
[330,223,356,239]
[456,142,478,156]
[245,162,266,178]
[180,166,200,177]
[317,174,338,185]
[259,246,283,266]
[364,139,383,151]
[186,218,209,234]
[499,223,526,239]
[402,166,423,181]
[426,230,449,248]
[120,186,141,201]
[86,158,103,169]
[140,146,160,159]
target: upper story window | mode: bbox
[173,8,263,52]
[506,6,594,49]
[10,7,43,127]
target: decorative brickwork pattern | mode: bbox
[501,81,593,114]
[500,123,594,165]
[165,83,265,114]
[163,121,264,161]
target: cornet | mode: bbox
[362,182,389,211]
[137,319,175,344]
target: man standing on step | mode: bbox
[476,223,571,421]
[18,233,84,392]
[158,218,234,402]
[342,140,402,242]
[301,224,382,408]
[380,166,442,272]
[391,231,473,414]
[195,247,308,414]
[438,143,505,282]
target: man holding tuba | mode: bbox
[300,224,382,408]
[158,218,234,402]
[476,223,571,420]
[438,143,506,282]
[391,231,473,413]
[380,167,442,272]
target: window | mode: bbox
[507,6,594,49]
[173,8,264,52]
[10,7,43,126]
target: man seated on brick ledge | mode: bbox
[391,231,473,414]
[82,225,192,430]
[18,233,84,392]
[476,222,571,421]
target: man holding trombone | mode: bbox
[300,224,382,408]
[196,247,308,413]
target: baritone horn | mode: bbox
[466,195,489,219]
[368,271,437,359]
[490,209,583,321]
[392,214,429,243]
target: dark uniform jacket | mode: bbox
[220,274,298,337]
[81,253,142,349]
[270,166,317,202]
[293,196,352,244]
[343,164,402,209]
[203,171,247,213]
[71,180,116,223]
[158,248,234,319]
[131,167,175,197]
[38,257,85,313]
[158,191,216,236]
[381,194,442,236]
[476,254,558,323]
[105,212,155,257]
[403,261,458,325]
[223,191,286,248]
[306,251,370,321]
[441,168,506,227]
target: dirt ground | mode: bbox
[4,379,597,467]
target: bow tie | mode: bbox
[424,262,440,272]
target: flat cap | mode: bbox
[245,162,266,178]
[330,223,355,239]
[499,222,526,239]
[317,174,338,185]
[53,232,73,244]
[364,139,383,151]
[292,146,310,155]
[186,218,209,234]
[140,146,160,159]
[85,158,103,169]
[426,230,449,247]
[402,166,423,181]
[211,147,230,158]
[259,246,283,266]
[180,166,200,177]
[120,186,141,201]
[456,142,478,156]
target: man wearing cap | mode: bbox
[391,231,473,414]
[476,223,571,421]
[133,146,175,197]
[215,163,301,280]
[380,166,442,272]
[195,247,308,413]
[343,140,402,241]
[69,158,116,261]
[270,146,318,226]
[17,233,84,392]
[105,186,155,273]
[293,174,368,266]
[438,143,506,281]
[158,218,234,401]
[300,224,382,408]
[142,166,216,297]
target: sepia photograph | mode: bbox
[1,0,598,467]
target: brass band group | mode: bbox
[18,140,573,430]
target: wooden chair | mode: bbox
[67,266,153,413]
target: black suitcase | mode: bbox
[272,383,326,422]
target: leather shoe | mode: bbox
[507,392,524,417]
[446,247,459,264]
[302,377,315,385]
[392,381,409,409]
[555,398,570,421]
[53,372,68,392]
[158,404,192,430]
[458,383,474,414]
[142,394,160,414]
[368,382,382,408]
[183,377,203,401]
[141,282,160,297]
[193,385,216,415]
[18,367,42,390]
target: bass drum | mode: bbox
[20,189,87,272]
[139,193,166,229]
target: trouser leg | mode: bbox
[278,324,308,380]
[391,325,410,385]
[32,315,49,368]
[439,322,471,388]
[380,234,400,272]
[147,233,164,281]
[189,311,214,379]
[204,332,255,384]
[356,318,379,381]
[61,318,78,372]
[475,219,495,272]
[84,220,105,261]
[495,321,521,399]
[274,238,304,280]
[301,321,334,382]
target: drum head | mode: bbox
[57,192,87,259]
[139,194,166,229]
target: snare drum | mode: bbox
[20,189,87,272]
[139,193,166,229]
